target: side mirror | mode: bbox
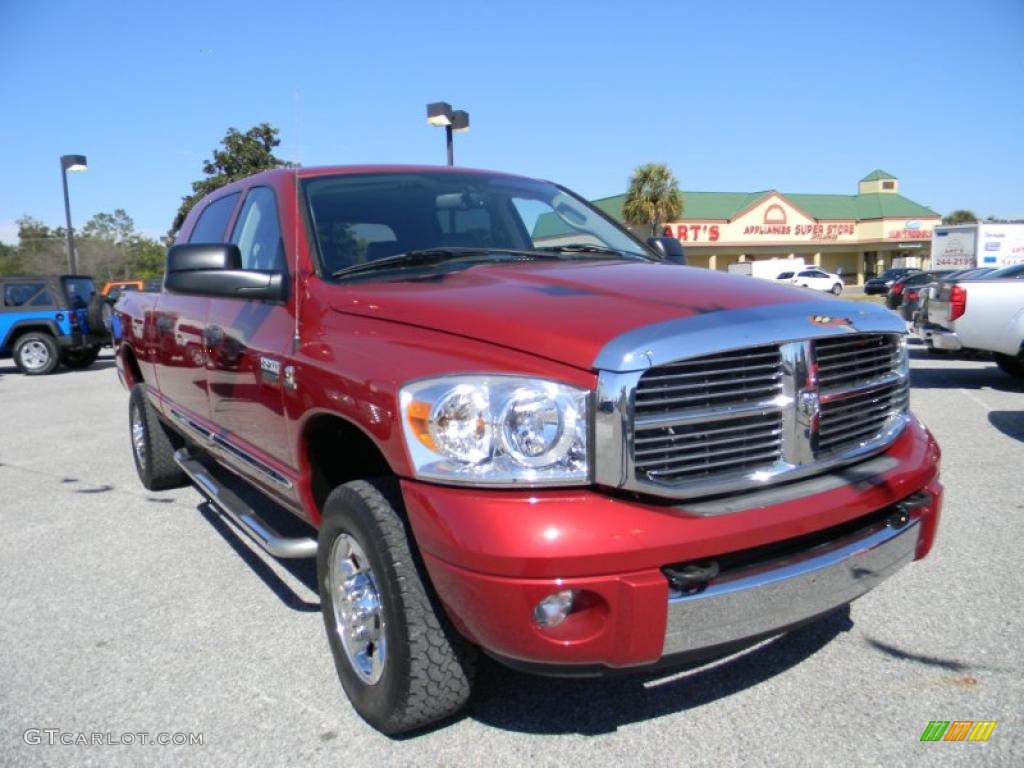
[165,243,286,302]
[647,236,687,265]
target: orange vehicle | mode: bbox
[100,279,144,296]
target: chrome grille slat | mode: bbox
[636,382,783,409]
[635,428,783,458]
[646,447,784,478]
[634,415,781,445]
[817,354,898,375]
[640,371,783,394]
[642,362,780,382]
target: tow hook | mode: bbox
[886,491,933,528]
[663,560,720,593]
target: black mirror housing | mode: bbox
[167,243,242,272]
[647,236,687,265]
[165,243,285,302]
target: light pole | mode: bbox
[60,154,88,273]
[426,102,469,166]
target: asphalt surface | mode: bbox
[1,340,1022,767]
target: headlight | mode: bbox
[400,375,589,485]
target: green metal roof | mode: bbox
[532,183,938,238]
[860,169,898,181]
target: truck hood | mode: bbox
[329,261,854,371]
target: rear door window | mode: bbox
[230,187,285,271]
[61,277,96,309]
[189,192,241,243]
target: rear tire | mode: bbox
[13,332,59,375]
[61,345,101,369]
[87,293,107,335]
[317,478,475,735]
[128,384,188,490]
[994,353,1024,379]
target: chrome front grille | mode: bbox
[634,347,784,481]
[814,335,909,456]
[814,335,902,388]
[624,333,909,498]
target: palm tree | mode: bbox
[622,163,684,237]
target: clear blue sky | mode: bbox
[1,0,1022,244]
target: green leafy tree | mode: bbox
[942,209,978,225]
[16,216,65,274]
[622,163,684,238]
[170,123,294,239]
[127,236,167,277]
[0,241,26,275]
[83,209,135,244]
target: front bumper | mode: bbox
[663,512,919,655]
[403,417,942,670]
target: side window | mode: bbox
[230,187,285,271]
[4,282,48,307]
[188,192,241,243]
[29,288,55,306]
[798,270,816,278]
[776,271,794,280]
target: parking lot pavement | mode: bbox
[1,347,1022,767]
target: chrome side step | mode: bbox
[174,448,317,559]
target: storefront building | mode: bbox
[588,170,941,284]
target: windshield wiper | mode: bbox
[534,243,651,261]
[331,247,559,279]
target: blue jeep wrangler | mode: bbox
[1,275,106,375]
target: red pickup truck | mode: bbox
[115,166,942,734]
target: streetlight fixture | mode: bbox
[426,102,470,166]
[60,154,88,274]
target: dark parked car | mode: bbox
[886,270,960,319]
[865,267,921,295]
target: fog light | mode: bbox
[533,589,575,628]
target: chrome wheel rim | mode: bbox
[130,404,146,465]
[21,341,50,371]
[329,533,386,684]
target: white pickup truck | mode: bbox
[917,264,1024,378]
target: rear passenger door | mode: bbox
[152,192,240,423]
[205,185,296,489]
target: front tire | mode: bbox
[128,384,188,490]
[994,353,1024,379]
[317,478,475,735]
[62,345,101,369]
[831,283,843,295]
[13,332,59,375]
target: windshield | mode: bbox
[303,172,651,279]
[62,277,97,309]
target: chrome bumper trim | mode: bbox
[662,518,919,655]
[929,330,962,351]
